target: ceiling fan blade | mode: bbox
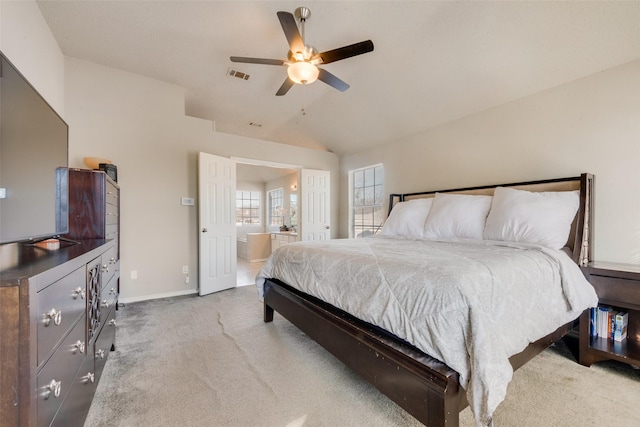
[318,40,374,64]
[317,68,350,92]
[277,11,305,54]
[230,56,285,66]
[276,78,295,96]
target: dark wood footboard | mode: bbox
[264,278,464,426]
[263,278,575,427]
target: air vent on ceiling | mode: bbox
[228,68,250,80]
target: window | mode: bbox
[267,188,284,226]
[236,191,260,226]
[351,164,384,238]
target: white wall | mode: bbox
[341,59,640,265]
[64,58,339,302]
[0,1,65,115]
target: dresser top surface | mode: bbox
[0,239,113,286]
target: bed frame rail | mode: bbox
[264,279,464,426]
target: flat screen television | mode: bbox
[0,51,69,244]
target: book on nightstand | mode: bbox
[589,306,628,341]
[614,311,629,342]
[597,306,610,338]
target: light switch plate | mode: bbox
[181,197,195,206]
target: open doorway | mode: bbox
[198,152,331,294]
[235,161,299,286]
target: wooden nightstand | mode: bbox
[579,262,640,367]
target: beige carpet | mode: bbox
[84,286,640,427]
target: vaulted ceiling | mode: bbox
[37,1,640,156]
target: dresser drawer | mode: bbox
[106,181,119,206]
[101,245,118,287]
[102,272,119,298]
[50,351,95,427]
[99,285,118,326]
[589,275,640,310]
[105,202,118,225]
[105,224,118,240]
[94,306,117,384]
[37,267,86,366]
[36,316,86,427]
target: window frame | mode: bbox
[235,190,261,226]
[267,188,284,227]
[350,164,385,238]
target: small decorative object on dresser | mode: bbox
[579,262,640,367]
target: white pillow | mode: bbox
[380,198,433,239]
[423,193,492,240]
[483,187,579,249]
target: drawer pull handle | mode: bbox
[109,319,117,327]
[109,288,117,295]
[44,308,62,326]
[73,340,86,354]
[96,349,105,359]
[102,300,110,309]
[102,264,109,273]
[82,372,95,384]
[72,287,86,300]
[45,380,62,399]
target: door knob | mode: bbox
[202,227,208,232]
[325,226,330,229]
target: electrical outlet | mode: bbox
[185,276,190,284]
[182,265,189,274]
[131,270,138,280]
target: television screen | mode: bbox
[0,52,69,244]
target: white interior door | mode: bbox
[198,152,236,296]
[300,169,330,241]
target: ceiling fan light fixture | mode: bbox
[287,61,319,84]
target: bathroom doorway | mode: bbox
[235,161,299,286]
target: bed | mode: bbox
[256,173,597,427]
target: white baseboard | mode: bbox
[119,288,198,304]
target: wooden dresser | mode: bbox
[0,240,117,427]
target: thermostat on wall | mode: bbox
[181,197,195,206]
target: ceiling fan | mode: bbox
[230,7,374,96]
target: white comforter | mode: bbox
[255,236,598,427]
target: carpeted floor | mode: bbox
[84,286,640,427]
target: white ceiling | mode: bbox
[37,1,640,156]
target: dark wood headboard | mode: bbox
[388,173,594,266]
